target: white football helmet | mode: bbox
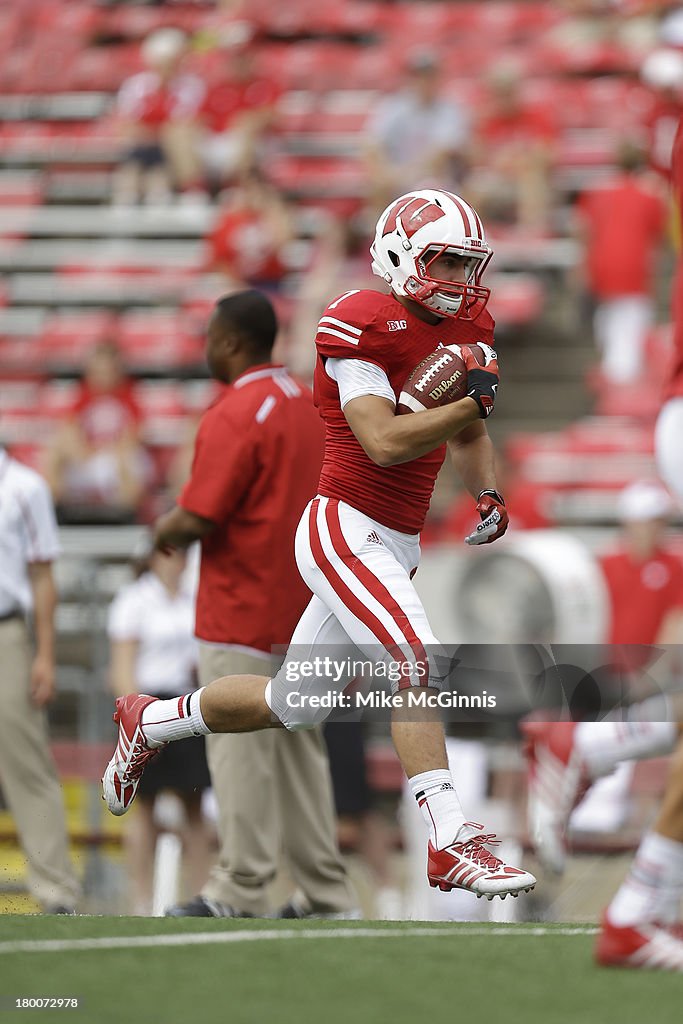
[370,188,493,320]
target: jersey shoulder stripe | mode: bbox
[319,316,362,336]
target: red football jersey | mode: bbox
[179,365,323,650]
[665,116,683,399]
[313,288,495,534]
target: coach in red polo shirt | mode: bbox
[152,290,355,920]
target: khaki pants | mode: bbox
[198,645,355,915]
[0,619,80,909]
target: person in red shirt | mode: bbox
[471,62,558,232]
[147,290,355,919]
[103,188,537,903]
[43,339,152,522]
[113,28,205,206]
[656,113,683,494]
[198,35,280,191]
[600,480,683,648]
[576,141,668,385]
[204,168,293,295]
[526,127,683,971]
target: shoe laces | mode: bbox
[458,832,503,871]
[126,741,158,781]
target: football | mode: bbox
[398,344,471,414]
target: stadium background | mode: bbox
[0,0,681,936]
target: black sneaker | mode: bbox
[165,895,252,918]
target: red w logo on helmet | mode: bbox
[382,196,445,238]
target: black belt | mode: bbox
[0,610,22,623]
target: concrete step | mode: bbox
[493,378,592,421]
[502,344,595,381]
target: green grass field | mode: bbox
[0,917,680,1024]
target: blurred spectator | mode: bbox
[112,28,206,206]
[641,48,683,179]
[575,141,668,385]
[198,25,280,193]
[0,446,80,914]
[600,480,683,649]
[288,215,376,378]
[469,62,558,233]
[363,51,469,212]
[43,340,153,524]
[108,544,213,916]
[204,168,294,296]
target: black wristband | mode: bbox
[478,489,505,505]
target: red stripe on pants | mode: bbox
[324,499,429,687]
[308,499,403,658]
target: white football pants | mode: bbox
[656,397,683,501]
[267,496,443,728]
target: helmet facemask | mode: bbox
[404,244,492,320]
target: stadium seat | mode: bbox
[38,310,118,366]
[117,311,203,371]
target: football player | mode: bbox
[102,189,537,901]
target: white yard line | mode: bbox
[0,925,598,955]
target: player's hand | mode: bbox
[30,654,56,707]
[463,343,499,419]
[464,489,509,546]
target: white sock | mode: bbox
[140,689,210,748]
[409,769,466,849]
[607,831,683,926]
[576,720,677,779]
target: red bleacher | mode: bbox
[0,0,677,523]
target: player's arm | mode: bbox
[448,423,508,545]
[153,505,215,551]
[447,421,497,497]
[344,393,481,467]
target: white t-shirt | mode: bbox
[366,92,468,165]
[107,571,198,695]
[0,449,60,615]
[325,357,396,409]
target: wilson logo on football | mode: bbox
[430,369,462,401]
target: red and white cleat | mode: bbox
[428,822,536,900]
[521,719,591,876]
[101,694,163,816]
[595,915,683,971]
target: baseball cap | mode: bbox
[616,480,674,522]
